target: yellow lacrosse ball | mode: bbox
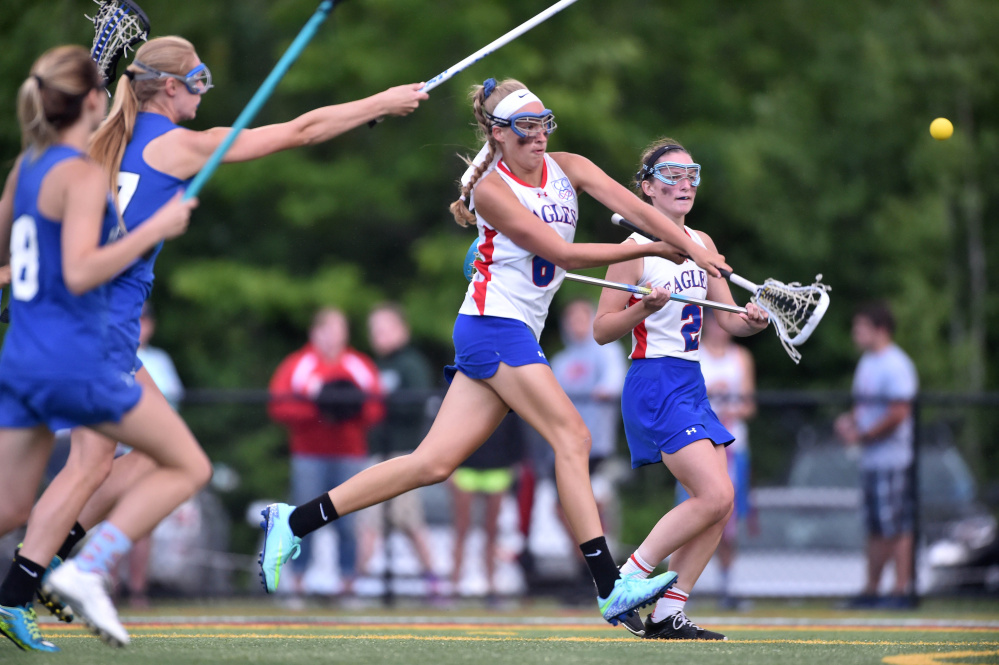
[930,117,953,140]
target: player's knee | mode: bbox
[410,453,457,486]
[554,425,592,465]
[706,485,735,524]
[191,450,214,490]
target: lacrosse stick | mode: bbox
[610,214,830,363]
[183,0,340,200]
[369,0,579,126]
[564,273,747,314]
[87,0,150,84]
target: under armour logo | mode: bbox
[686,427,697,435]
[538,351,546,358]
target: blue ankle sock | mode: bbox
[74,522,132,576]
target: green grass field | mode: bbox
[7,599,998,664]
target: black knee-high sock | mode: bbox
[0,555,46,608]
[579,536,620,598]
[56,522,87,561]
[288,494,338,538]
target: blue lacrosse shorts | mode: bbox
[0,369,142,432]
[622,356,734,468]
[444,314,550,384]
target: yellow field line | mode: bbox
[45,633,999,646]
[44,622,999,634]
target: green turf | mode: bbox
[3,600,996,664]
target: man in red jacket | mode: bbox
[268,308,384,594]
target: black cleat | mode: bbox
[619,610,646,637]
[644,611,726,640]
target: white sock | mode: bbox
[619,551,656,579]
[651,586,689,622]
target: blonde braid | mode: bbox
[449,78,528,227]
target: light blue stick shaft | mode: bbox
[184,0,336,200]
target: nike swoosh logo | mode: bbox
[517,91,529,98]
[19,565,39,578]
[320,505,328,521]
[584,550,603,557]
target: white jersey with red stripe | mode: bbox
[460,154,578,340]
[628,229,709,361]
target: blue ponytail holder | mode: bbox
[482,77,497,99]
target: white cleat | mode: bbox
[43,560,130,647]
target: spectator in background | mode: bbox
[268,308,384,595]
[358,304,439,591]
[136,303,183,409]
[835,301,918,608]
[451,413,523,600]
[676,310,756,609]
[550,299,626,551]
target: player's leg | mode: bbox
[484,363,677,624]
[638,442,731,640]
[260,372,510,593]
[18,428,118,623]
[0,427,53,538]
[0,427,60,653]
[44,384,211,647]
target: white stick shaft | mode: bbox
[420,0,580,93]
[564,273,747,314]
[610,213,762,293]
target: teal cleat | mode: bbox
[597,570,678,626]
[258,503,302,593]
[0,604,60,652]
[37,555,73,623]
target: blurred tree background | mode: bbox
[1,0,997,556]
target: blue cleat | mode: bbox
[37,555,73,623]
[0,604,60,652]
[598,570,678,626]
[258,503,301,593]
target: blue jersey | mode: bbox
[0,145,119,378]
[108,111,192,372]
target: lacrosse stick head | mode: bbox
[752,275,831,364]
[88,0,150,84]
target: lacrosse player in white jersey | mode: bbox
[594,138,769,640]
[259,79,731,627]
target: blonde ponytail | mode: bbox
[17,46,101,152]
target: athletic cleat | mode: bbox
[643,610,727,640]
[619,609,646,637]
[258,503,301,593]
[43,560,129,647]
[37,555,74,623]
[0,604,60,652]
[598,570,677,625]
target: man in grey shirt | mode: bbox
[835,301,918,606]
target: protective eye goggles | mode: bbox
[638,161,701,187]
[132,61,214,95]
[486,109,558,138]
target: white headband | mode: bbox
[490,88,542,120]
[459,88,543,196]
